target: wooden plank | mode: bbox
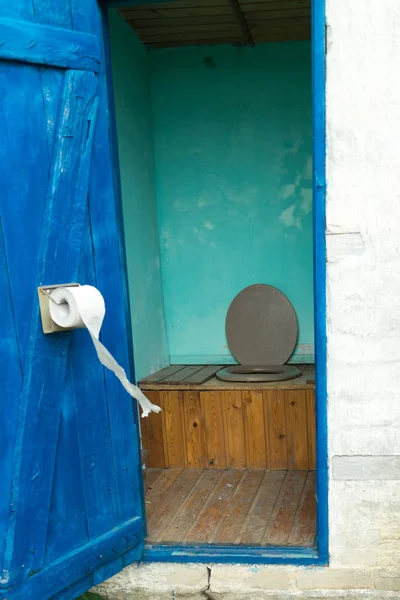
[145,388,311,470]
[184,469,245,543]
[285,390,309,470]
[146,468,164,488]
[124,6,234,19]
[248,16,310,28]
[239,470,286,545]
[0,18,100,71]
[147,38,241,48]
[228,0,253,45]
[252,25,311,42]
[45,390,90,563]
[144,384,312,471]
[121,0,310,13]
[262,471,307,545]
[0,219,23,566]
[223,391,247,468]
[145,468,183,521]
[161,470,222,542]
[34,0,72,28]
[162,365,205,384]
[201,391,227,468]
[86,22,145,527]
[0,36,53,558]
[122,1,232,14]
[240,0,310,6]
[137,23,241,37]
[6,70,99,582]
[125,0,311,20]
[288,471,316,547]
[243,391,267,468]
[133,16,238,28]
[144,28,309,49]
[0,0,34,18]
[0,67,54,362]
[140,364,185,384]
[213,470,264,544]
[70,229,120,541]
[147,469,202,542]
[251,22,311,33]
[143,391,166,468]
[127,0,232,9]
[70,0,99,35]
[242,8,310,20]
[161,391,186,467]
[264,390,288,469]
[3,517,142,600]
[306,390,316,470]
[182,365,222,385]
[141,365,314,391]
[183,391,205,468]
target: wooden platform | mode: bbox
[140,364,315,391]
[140,365,315,471]
[145,468,316,547]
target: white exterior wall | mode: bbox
[97,0,400,596]
[326,0,400,573]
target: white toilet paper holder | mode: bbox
[37,283,80,334]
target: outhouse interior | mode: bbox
[107,0,315,549]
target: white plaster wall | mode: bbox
[326,0,400,570]
[97,0,400,596]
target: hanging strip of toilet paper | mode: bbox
[49,285,161,418]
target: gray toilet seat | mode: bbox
[216,364,301,383]
[225,284,298,366]
[216,284,301,383]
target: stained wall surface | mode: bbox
[151,42,313,365]
[109,9,168,380]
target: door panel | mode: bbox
[0,2,144,598]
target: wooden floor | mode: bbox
[145,468,316,547]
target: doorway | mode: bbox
[104,0,327,564]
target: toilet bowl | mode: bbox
[216,284,301,383]
[217,364,301,382]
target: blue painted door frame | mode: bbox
[102,0,328,566]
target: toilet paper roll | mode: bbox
[49,285,161,418]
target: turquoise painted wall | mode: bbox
[108,10,168,379]
[150,43,313,364]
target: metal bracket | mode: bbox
[37,283,80,334]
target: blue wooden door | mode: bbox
[0,3,145,599]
